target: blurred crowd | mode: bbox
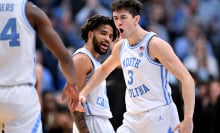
[30,0,220,133]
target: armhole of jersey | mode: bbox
[22,0,35,33]
[85,56,95,81]
[145,33,162,66]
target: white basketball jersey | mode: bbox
[120,32,173,114]
[74,48,112,118]
[0,0,36,86]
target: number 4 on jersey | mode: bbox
[0,18,20,47]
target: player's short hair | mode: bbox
[81,14,119,42]
[111,0,143,17]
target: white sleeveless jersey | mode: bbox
[120,32,173,114]
[74,48,112,118]
[0,0,36,86]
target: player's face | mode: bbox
[92,25,113,55]
[113,9,137,38]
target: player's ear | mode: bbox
[134,15,140,25]
[88,31,93,39]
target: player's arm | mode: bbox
[26,2,76,85]
[71,111,89,133]
[35,63,43,109]
[35,64,43,91]
[71,53,92,133]
[149,36,195,133]
[80,40,122,98]
[26,2,79,109]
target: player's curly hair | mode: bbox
[81,15,119,42]
[111,0,143,17]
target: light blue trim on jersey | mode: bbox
[161,66,169,105]
[33,48,37,86]
[22,0,35,33]
[144,32,172,105]
[168,91,173,103]
[23,0,36,86]
[85,101,92,115]
[31,113,42,133]
[165,70,173,103]
[167,127,174,133]
[145,32,162,66]
[161,66,172,105]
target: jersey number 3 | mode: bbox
[0,18,20,47]
[128,70,134,85]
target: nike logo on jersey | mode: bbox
[158,115,164,121]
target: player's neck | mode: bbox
[84,44,100,59]
[127,28,148,46]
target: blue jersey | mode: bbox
[74,48,112,118]
[120,32,173,114]
[0,0,36,86]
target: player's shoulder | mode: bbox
[73,52,92,64]
[73,52,94,74]
[148,34,174,59]
[114,39,123,50]
[26,2,40,15]
[149,34,170,48]
[25,1,49,26]
[111,39,123,56]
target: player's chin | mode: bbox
[99,49,108,55]
[119,34,126,39]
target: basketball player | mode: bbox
[71,15,119,133]
[78,0,195,133]
[0,0,80,132]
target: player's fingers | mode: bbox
[68,99,76,112]
[61,94,66,102]
[79,95,86,103]
[69,86,79,100]
[73,99,78,110]
[75,103,86,112]
[71,97,80,109]
[173,124,180,132]
[71,96,79,107]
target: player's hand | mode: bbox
[61,83,79,111]
[74,102,86,112]
[74,95,87,112]
[173,118,193,133]
[79,94,87,103]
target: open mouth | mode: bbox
[119,28,124,34]
[100,43,108,50]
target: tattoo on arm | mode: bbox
[71,111,90,133]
